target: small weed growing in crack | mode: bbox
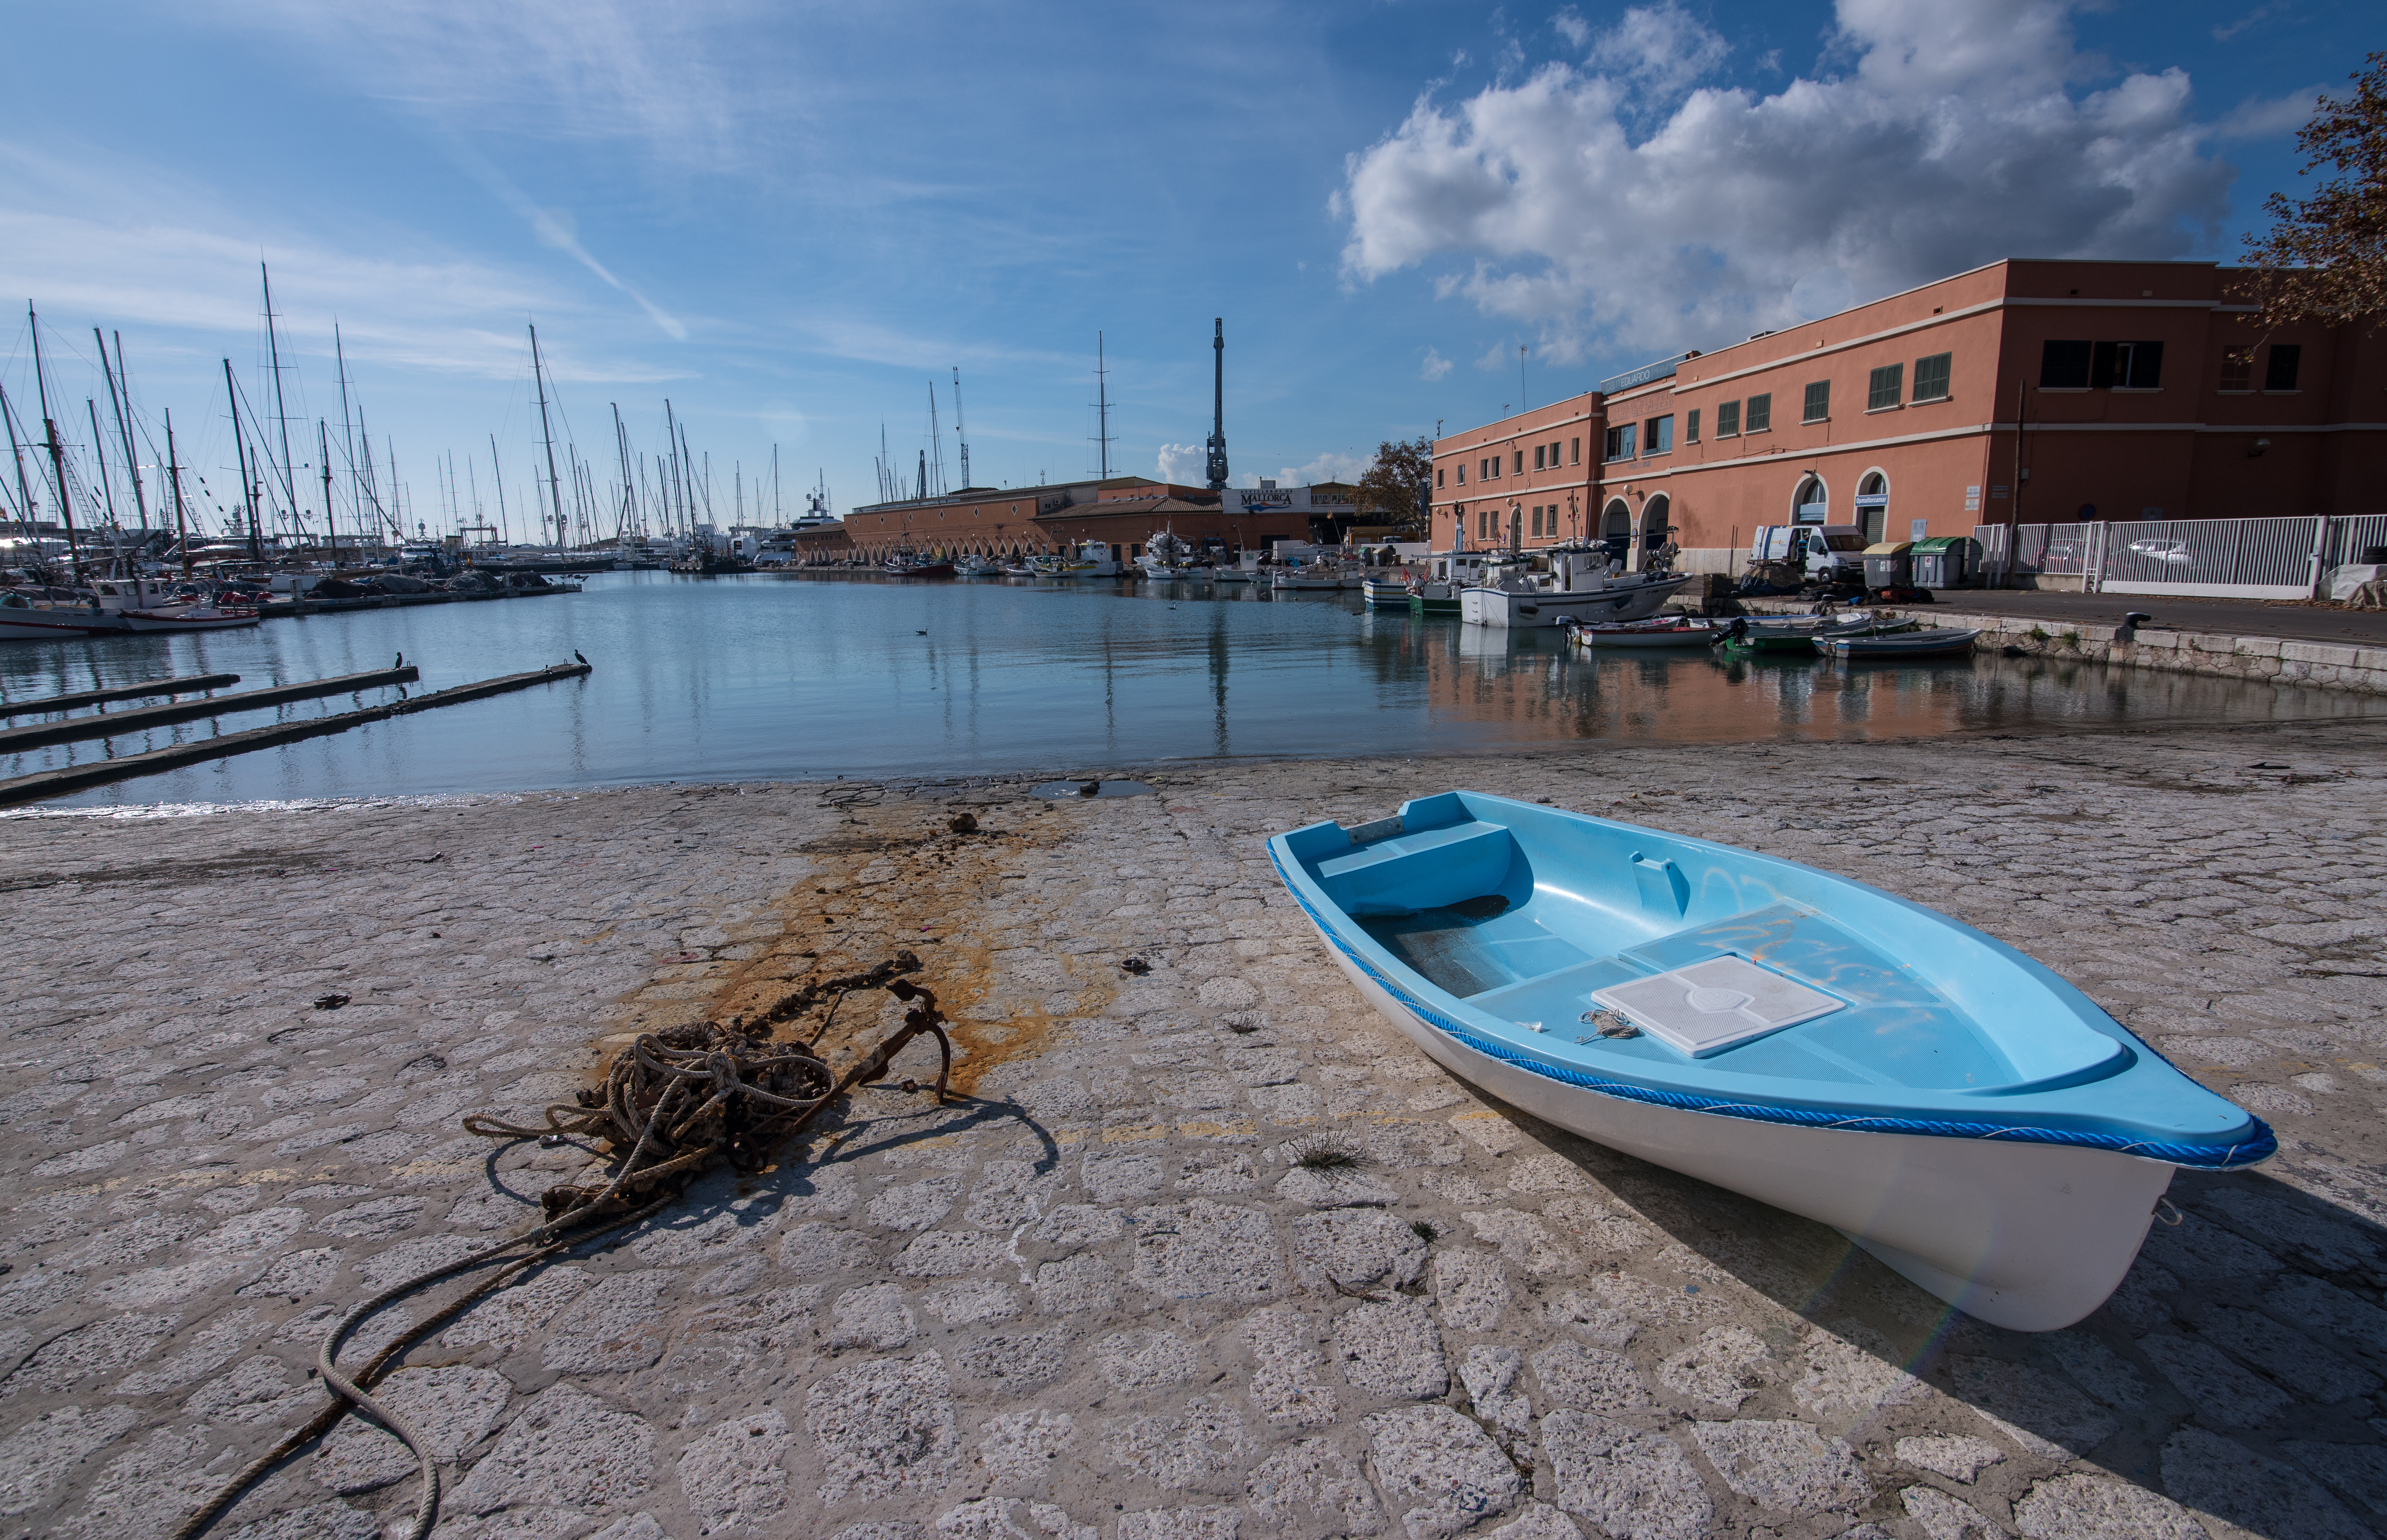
[1290,1137,1362,1171]
[1410,1219,1440,1243]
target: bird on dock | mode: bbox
[574,650,589,667]
[916,630,927,635]
[393,652,404,669]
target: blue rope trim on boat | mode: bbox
[1267,847,2276,1171]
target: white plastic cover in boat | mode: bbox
[1590,955,1844,1056]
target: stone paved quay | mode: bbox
[4,719,2387,1540]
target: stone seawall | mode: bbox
[1745,600,2387,694]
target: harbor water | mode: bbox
[4,570,2379,807]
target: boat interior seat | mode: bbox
[1457,901,2128,1094]
[1316,821,1517,910]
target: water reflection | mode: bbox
[1,570,2375,808]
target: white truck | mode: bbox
[1751,524,1868,588]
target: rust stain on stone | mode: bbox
[695,800,1110,1098]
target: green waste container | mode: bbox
[1862,541,1913,590]
[1910,536,1978,587]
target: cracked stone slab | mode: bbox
[1690,1419,1871,1515]
[1362,1403,1520,1539]
[1242,1305,1337,1426]
[1333,1298,1448,1399]
[805,1351,960,1502]
[1540,1410,1710,1540]
[1130,1201,1289,1303]
[1243,1437,1387,1539]
[1894,1435,2007,1484]
[451,1381,655,1518]
[1290,1208,1427,1292]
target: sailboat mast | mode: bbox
[30,306,83,581]
[98,329,150,531]
[223,357,263,564]
[335,325,365,550]
[612,404,635,539]
[166,408,191,578]
[320,421,338,563]
[261,263,302,539]
[0,382,37,537]
[88,400,120,530]
[490,435,510,546]
[528,325,566,550]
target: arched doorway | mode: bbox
[1640,494,1671,566]
[1855,472,1888,544]
[1793,476,1829,525]
[1601,499,1632,567]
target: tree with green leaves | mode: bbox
[2245,52,2386,329]
[1353,436,1432,536]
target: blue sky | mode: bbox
[0,0,2364,534]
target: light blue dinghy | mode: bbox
[1269,791,2272,1330]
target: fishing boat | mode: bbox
[120,601,260,632]
[1715,612,1913,655]
[882,556,956,579]
[1273,566,1347,592]
[1360,577,1412,608]
[953,554,1004,577]
[1268,790,2271,1330]
[1138,530,1197,579]
[1460,549,1691,629]
[1567,615,1716,648]
[1410,551,1494,615]
[0,589,130,640]
[1818,627,1981,659]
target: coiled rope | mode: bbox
[174,955,953,1540]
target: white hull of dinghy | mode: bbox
[1460,576,1690,628]
[1305,914,2174,1331]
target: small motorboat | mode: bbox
[1714,612,1912,654]
[1360,577,1412,608]
[953,555,1004,577]
[1269,791,2271,1330]
[1568,616,1716,648]
[1460,549,1691,629]
[1817,627,1981,659]
[120,602,261,633]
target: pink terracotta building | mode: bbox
[1430,258,2387,576]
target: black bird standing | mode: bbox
[574,650,589,667]
[394,652,404,670]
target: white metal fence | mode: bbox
[1974,515,2387,599]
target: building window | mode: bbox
[1569,437,1580,465]
[1913,352,1951,402]
[1513,450,1524,475]
[1547,441,1560,466]
[2041,340,2093,389]
[2093,341,2163,389]
[1455,463,1464,485]
[1716,400,1740,437]
[1436,467,1445,488]
[2265,343,2302,391]
[2219,346,2253,391]
[1604,424,1637,461]
[1644,415,1673,455]
[1685,409,1700,444]
[1802,381,1830,422]
[1867,364,1903,411]
[1531,506,1544,537]
[1533,445,1545,470]
[1744,393,1770,433]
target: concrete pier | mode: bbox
[2,719,2383,1539]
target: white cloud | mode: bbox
[1552,9,1591,50]
[1420,348,1454,380]
[1284,452,1367,485]
[1586,2,1729,100]
[1337,0,2236,361]
[1156,442,1205,483]
[2208,87,2323,141]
